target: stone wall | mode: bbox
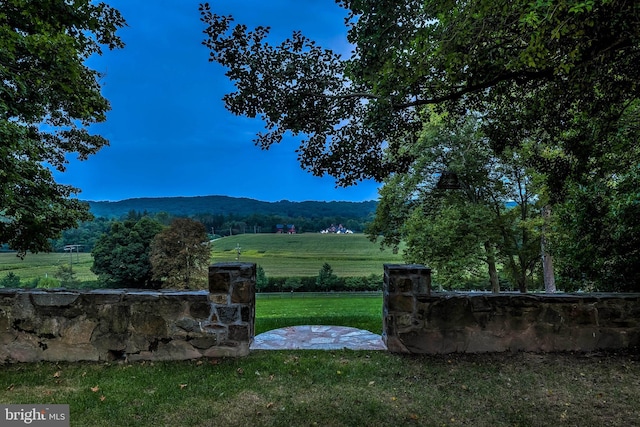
[4,261,639,361]
[0,263,255,363]
[383,264,640,354]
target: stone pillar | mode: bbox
[207,262,256,356]
[383,264,431,353]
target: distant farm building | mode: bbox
[276,224,296,234]
[320,224,353,234]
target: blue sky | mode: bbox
[54,1,381,203]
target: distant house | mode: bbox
[275,224,296,234]
[320,223,353,234]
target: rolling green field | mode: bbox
[0,233,403,286]
[211,233,403,277]
[0,252,96,284]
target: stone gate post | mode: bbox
[208,262,256,355]
[382,264,431,353]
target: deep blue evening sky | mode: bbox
[55,1,381,203]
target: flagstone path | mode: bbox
[250,325,387,351]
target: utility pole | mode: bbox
[64,244,82,269]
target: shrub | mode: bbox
[0,272,21,288]
[36,277,60,289]
[283,277,303,292]
[344,274,383,291]
[54,264,79,288]
[256,265,269,291]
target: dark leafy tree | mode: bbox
[200,0,640,196]
[201,0,640,291]
[149,218,210,289]
[91,217,164,288]
[0,0,126,256]
[256,264,268,291]
[50,217,116,252]
[316,262,339,291]
[368,113,541,292]
[553,104,640,291]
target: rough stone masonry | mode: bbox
[383,264,640,353]
[2,262,640,362]
[0,263,255,363]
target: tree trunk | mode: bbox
[484,241,500,293]
[541,247,556,293]
[517,276,527,293]
[541,205,557,293]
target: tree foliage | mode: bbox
[200,0,640,194]
[316,262,340,291]
[50,217,115,252]
[0,272,21,288]
[149,218,210,289]
[91,217,163,288]
[54,263,79,288]
[0,0,125,256]
[367,114,542,292]
[88,196,377,220]
[256,264,268,291]
[201,1,640,291]
[553,104,640,291]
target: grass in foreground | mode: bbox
[1,351,639,427]
[255,293,383,335]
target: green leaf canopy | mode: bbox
[0,0,125,256]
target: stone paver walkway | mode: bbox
[250,325,387,351]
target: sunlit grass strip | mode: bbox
[255,293,383,335]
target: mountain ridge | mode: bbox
[85,195,378,219]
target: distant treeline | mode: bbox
[50,197,377,252]
[86,195,377,219]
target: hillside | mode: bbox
[210,233,403,277]
[0,233,403,283]
[86,195,377,219]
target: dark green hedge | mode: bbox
[258,274,383,293]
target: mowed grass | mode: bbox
[0,252,96,284]
[1,351,639,427]
[0,233,401,286]
[211,233,403,277]
[255,293,383,335]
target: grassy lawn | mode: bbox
[0,252,96,284]
[0,233,401,287]
[211,233,403,277]
[1,292,639,425]
[255,293,383,335]
[1,351,638,426]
